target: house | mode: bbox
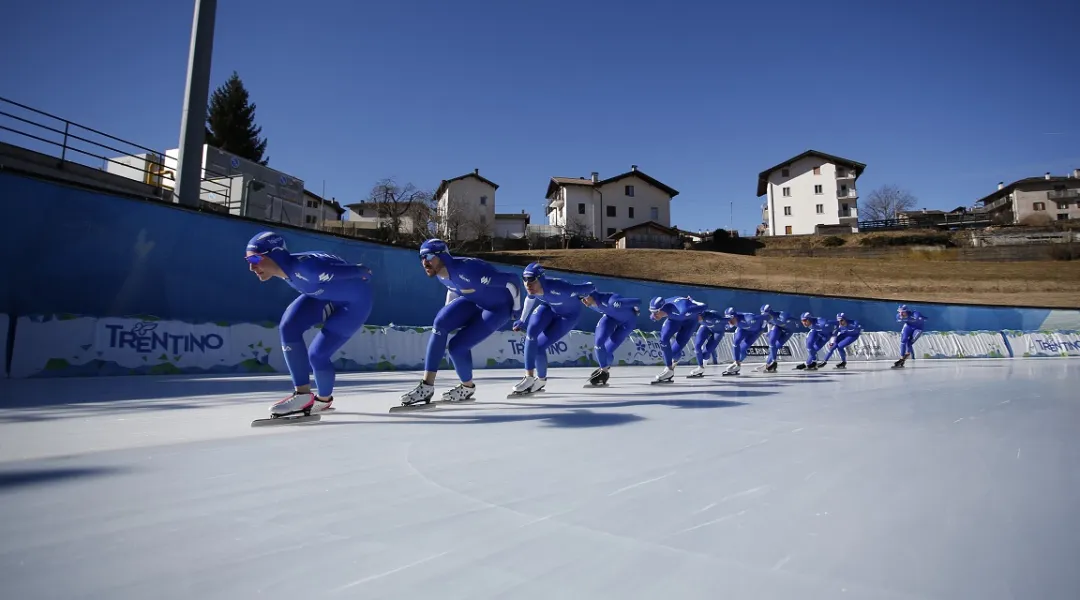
[301,189,345,227]
[976,170,1080,225]
[756,150,866,236]
[434,168,499,241]
[545,165,680,239]
[494,212,530,239]
[342,199,429,236]
[608,221,682,249]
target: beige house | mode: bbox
[434,169,499,241]
[608,221,682,249]
[757,149,865,236]
[976,170,1080,225]
[544,165,680,239]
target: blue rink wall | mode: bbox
[3,171,1080,378]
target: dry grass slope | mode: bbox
[477,249,1080,309]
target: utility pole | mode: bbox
[174,0,218,208]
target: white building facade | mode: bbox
[545,165,679,239]
[756,150,865,236]
[434,169,499,241]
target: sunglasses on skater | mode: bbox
[419,252,437,262]
[246,253,269,264]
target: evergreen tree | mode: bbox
[205,71,269,165]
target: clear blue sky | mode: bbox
[2,0,1077,235]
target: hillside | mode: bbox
[474,249,1080,309]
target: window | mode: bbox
[650,207,659,219]
[305,215,317,224]
[813,166,821,175]
[607,205,616,217]
[578,203,586,214]
[781,168,790,177]
[607,227,616,237]
[841,203,850,217]
[1058,213,1070,221]
[785,225,793,234]
[625,185,635,197]
[814,185,823,194]
[783,206,792,216]
[629,207,635,219]
[1033,202,1046,211]
[782,187,791,197]
[816,204,824,214]
[480,196,487,205]
[1056,201,1070,210]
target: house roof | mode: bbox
[607,220,681,240]
[545,166,680,199]
[974,175,1080,206]
[756,150,867,197]
[434,169,499,200]
[302,189,346,215]
[494,212,529,220]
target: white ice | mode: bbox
[1,359,1079,600]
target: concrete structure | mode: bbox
[757,150,866,236]
[434,169,499,241]
[494,212,530,239]
[609,221,682,249]
[545,165,679,240]
[976,170,1080,225]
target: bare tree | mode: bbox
[366,177,431,243]
[863,184,917,220]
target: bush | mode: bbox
[857,232,954,247]
[820,235,845,247]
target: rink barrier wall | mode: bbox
[7,313,1079,378]
[4,172,1080,337]
[1,313,9,379]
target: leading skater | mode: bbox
[648,295,708,383]
[721,307,768,376]
[894,304,927,368]
[581,289,642,387]
[399,239,523,407]
[761,304,801,373]
[510,263,596,396]
[245,231,373,418]
[817,312,863,369]
[688,308,727,378]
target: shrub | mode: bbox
[820,235,845,247]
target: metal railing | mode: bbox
[837,189,858,199]
[1048,189,1079,200]
[836,170,855,179]
[0,95,230,204]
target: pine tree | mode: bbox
[205,71,269,165]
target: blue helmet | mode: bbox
[246,231,287,255]
[723,307,737,319]
[836,312,847,322]
[419,238,449,259]
[897,304,909,314]
[522,262,545,280]
[760,303,772,315]
[801,311,814,321]
[649,296,665,313]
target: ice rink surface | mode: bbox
[1,358,1078,600]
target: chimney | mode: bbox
[1045,172,1051,180]
[997,182,1004,190]
[474,168,479,175]
[631,164,638,171]
[590,172,599,183]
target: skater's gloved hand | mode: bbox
[512,320,524,331]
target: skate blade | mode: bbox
[251,413,321,427]
[390,402,438,413]
[685,374,704,378]
[506,389,545,399]
[650,379,674,385]
[583,383,609,388]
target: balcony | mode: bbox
[1048,189,1079,200]
[839,207,858,220]
[836,170,856,179]
[837,189,858,199]
[983,196,1012,212]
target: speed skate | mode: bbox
[250,413,321,427]
[389,397,477,413]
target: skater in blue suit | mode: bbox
[894,304,927,368]
[581,290,641,386]
[761,304,801,373]
[648,295,708,383]
[399,239,523,408]
[245,231,374,418]
[796,312,834,370]
[818,312,863,369]
[687,308,727,378]
[510,263,595,396]
[721,307,768,376]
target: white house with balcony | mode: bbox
[434,168,499,241]
[975,170,1080,225]
[544,165,680,240]
[756,150,865,236]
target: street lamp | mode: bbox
[174,0,218,208]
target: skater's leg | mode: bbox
[524,305,555,376]
[659,319,679,366]
[733,328,750,362]
[704,331,723,359]
[593,315,617,369]
[423,297,480,384]
[693,325,710,367]
[279,295,330,391]
[766,327,783,364]
[671,319,696,364]
[535,314,578,379]
[603,321,633,365]
[835,333,858,362]
[446,302,511,384]
[309,295,373,399]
